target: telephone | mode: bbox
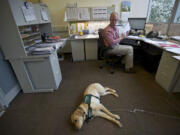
[146,31,159,38]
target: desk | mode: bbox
[128,36,180,92]
[127,36,179,50]
[70,34,99,62]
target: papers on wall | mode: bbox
[92,7,107,19]
[121,1,131,12]
[41,7,48,21]
[121,12,129,22]
[66,3,77,8]
[77,23,84,32]
[66,7,90,21]
[21,3,36,22]
[78,8,90,20]
[107,7,115,18]
[66,7,79,20]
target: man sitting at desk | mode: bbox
[104,12,135,73]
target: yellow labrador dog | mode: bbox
[71,83,122,129]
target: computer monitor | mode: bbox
[128,18,146,30]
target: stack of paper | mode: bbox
[171,36,180,42]
[30,47,54,55]
[159,43,180,48]
[166,48,180,55]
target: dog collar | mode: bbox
[78,106,87,120]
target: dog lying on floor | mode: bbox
[71,83,122,129]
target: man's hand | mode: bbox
[120,33,125,39]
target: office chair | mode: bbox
[98,29,124,74]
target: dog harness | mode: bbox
[82,94,99,122]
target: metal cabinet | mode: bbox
[155,51,179,92]
[173,76,180,92]
[0,0,62,93]
[9,51,62,93]
[71,39,98,62]
[85,39,98,60]
[171,57,180,92]
[71,40,85,61]
[0,0,53,60]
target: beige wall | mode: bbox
[41,0,149,31]
[42,0,121,30]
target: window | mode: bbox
[174,0,180,23]
[148,0,175,23]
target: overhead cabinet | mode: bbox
[65,6,114,21]
[9,0,51,26]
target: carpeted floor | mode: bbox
[0,57,180,135]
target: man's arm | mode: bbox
[104,31,122,46]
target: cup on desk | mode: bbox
[79,31,83,36]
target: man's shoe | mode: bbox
[125,68,136,73]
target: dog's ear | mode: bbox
[76,109,84,116]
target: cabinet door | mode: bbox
[173,76,180,92]
[9,0,27,26]
[0,104,4,116]
[9,53,62,93]
[0,51,20,107]
[9,0,39,26]
[85,39,98,60]
[172,63,180,92]
[155,51,179,91]
[71,40,85,61]
[40,6,51,23]
[24,57,56,90]
[34,4,51,24]
[49,52,62,89]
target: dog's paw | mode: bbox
[117,121,123,128]
[114,114,120,120]
[114,93,119,97]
